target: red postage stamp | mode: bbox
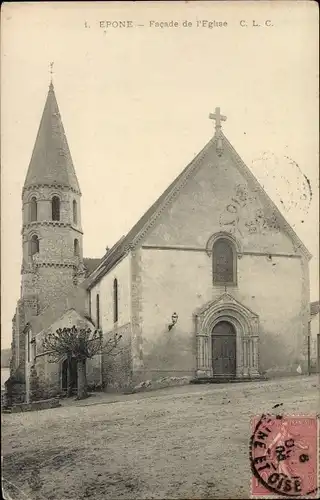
[249,413,319,498]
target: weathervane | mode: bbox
[209,107,227,157]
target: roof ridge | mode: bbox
[129,136,217,249]
[85,128,311,290]
[85,136,217,289]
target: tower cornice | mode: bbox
[22,183,81,198]
[21,256,83,274]
[21,221,84,234]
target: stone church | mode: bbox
[10,81,312,401]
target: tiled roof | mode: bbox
[85,130,311,289]
[29,286,88,335]
[310,301,320,316]
[23,82,80,193]
[83,258,101,277]
[84,235,127,288]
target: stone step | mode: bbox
[190,375,268,384]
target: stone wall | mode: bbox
[310,313,319,368]
[29,309,100,399]
[22,186,82,235]
[10,296,38,381]
[102,322,133,391]
[130,249,144,372]
[89,254,131,332]
[10,398,61,413]
[137,248,306,378]
[133,141,309,379]
[21,185,84,314]
[31,286,88,335]
[12,182,85,394]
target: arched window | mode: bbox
[96,293,100,329]
[73,200,77,225]
[113,278,118,323]
[52,196,60,221]
[27,328,31,362]
[74,239,79,256]
[30,235,39,256]
[32,337,37,363]
[88,290,92,318]
[212,238,236,284]
[30,197,37,222]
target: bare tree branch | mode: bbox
[42,326,122,362]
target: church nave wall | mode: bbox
[89,254,131,332]
[138,247,307,378]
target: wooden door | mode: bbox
[62,358,78,391]
[212,321,236,377]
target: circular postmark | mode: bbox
[251,152,312,220]
[249,413,319,497]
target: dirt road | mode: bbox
[2,376,319,499]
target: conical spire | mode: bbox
[23,82,80,193]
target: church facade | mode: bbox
[10,83,312,400]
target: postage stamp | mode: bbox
[249,413,319,498]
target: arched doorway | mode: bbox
[211,321,236,377]
[61,358,78,393]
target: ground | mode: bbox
[2,376,319,500]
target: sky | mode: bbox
[1,1,319,348]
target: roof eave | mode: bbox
[84,236,128,289]
[86,250,130,290]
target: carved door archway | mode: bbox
[194,293,260,379]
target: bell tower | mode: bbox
[10,79,86,381]
[20,81,85,312]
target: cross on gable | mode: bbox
[209,107,227,132]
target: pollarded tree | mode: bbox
[42,328,75,398]
[42,326,122,400]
